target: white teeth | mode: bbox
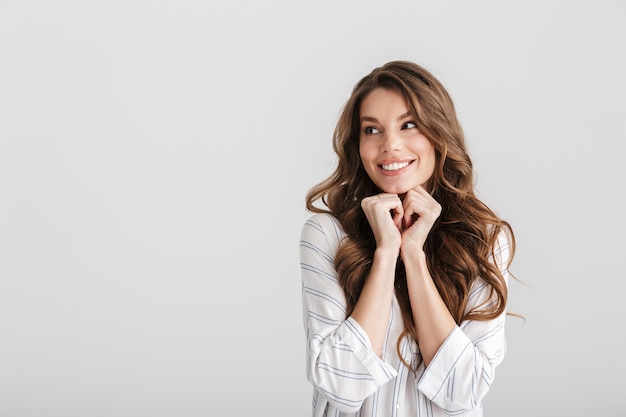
[381,161,409,171]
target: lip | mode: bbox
[378,158,414,165]
[378,159,414,176]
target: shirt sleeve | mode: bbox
[300,213,397,413]
[416,230,512,413]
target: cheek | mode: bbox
[358,140,372,163]
[418,138,436,162]
[424,150,437,173]
[415,140,436,172]
[425,145,436,163]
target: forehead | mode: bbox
[359,88,410,118]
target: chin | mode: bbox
[379,180,429,195]
[381,185,412,195]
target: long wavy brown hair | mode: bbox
[305,60,515,368]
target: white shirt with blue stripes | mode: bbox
[300,212,511,417]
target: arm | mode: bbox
[402,250,457,367]
[399,187,511,412]
[350,247,398,356]
[399,186,456,367]
[351,192,407,354]
[415,231,512,413]
[300,213,397,413]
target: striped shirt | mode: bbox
[300,212,511,417]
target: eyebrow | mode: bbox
[360,112,413,124]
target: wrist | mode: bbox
[400,246,427,265]
[374,246,400,263]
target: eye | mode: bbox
[363,126,380,135]
[402,121,417,130]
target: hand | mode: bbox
[360,193,403,252]
[400,186,441,254]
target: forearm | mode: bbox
[350,248,398,356]
[301,214,398,411]
[403,250,456,367]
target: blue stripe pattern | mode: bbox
[301,213,511,416]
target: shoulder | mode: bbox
[300,212,346,251]
[303,212,342,230]
[493,227,513,266]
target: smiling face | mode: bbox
[358,88,436,195]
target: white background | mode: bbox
[1,1,625,416]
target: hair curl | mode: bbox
[305,60,515,369]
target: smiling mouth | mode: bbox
[380,161,411,171]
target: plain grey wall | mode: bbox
[1,1,625,416]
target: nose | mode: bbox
[380,130,402,153]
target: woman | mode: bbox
[300,60,515,416]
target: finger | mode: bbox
[402,191,421,228]
[403,205,418,229]
[402,190,437,227]
[408,194,441,224]
[375,193,403,227]
[391,204,404,231]
[362,193,403,226]
[411,184,430,196]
